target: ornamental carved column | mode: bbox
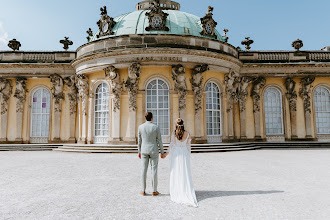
[238,77,253,139]
[284,77,298,139]
[190,64,208,140]
[299,76,315,138]
[105,65,123,142]
[172,64,187,121]
[50,74,64,141]
[14,77,27,142]
[64,76,78,142]
[250,77,266,140]
[75,74,89,144]
[224,70,240,139]
[125,63,141,142]
[0,78,13,142]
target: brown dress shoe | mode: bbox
[140,191,146,196]
[152,191,159,196]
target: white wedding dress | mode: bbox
[168,132,198,207]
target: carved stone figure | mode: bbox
[8,39,21,51]
[64,76,78,115]
[224,70,240,111]
[75,74,89,115]
[105,65,122,112]
[172,64,187,111]
[145,0,169,32]
[86,28,93,42]
[241,37,254,51]
[190,64,209,113]
[284,77,297,111]
[223,29,229,43]
[292,39,303,51]
[200,6,218,39]
[238,77,253,112]
[250,77,266,113]
[0,78,13,115]
[13,77,27,113]
[125,63,141,111]
[299,76,315,113]
[59,37,73,51]
[50,74,65,112]
[97,6,116,37]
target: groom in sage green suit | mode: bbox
[138,112,165,196]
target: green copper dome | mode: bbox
[90,10,225,42]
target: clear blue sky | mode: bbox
[0,0,329,51]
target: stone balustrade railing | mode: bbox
[240,51,330,63]
[0,51,76,63]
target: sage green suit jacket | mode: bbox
[138,121,164,154]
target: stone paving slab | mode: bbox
[1,150,330,220]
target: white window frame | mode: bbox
[205,81,222,142]
[30,88,51,143]
[263,87,284,135]
[314,86,330,135]
[94,82,110,144]
[145,78,170,136]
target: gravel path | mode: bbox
[1,149,330,220]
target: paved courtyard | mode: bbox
[1,149,330,220]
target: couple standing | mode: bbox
[138,112,198,207]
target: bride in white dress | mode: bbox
[164,118,198,207]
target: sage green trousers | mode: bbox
[141,153,159,192]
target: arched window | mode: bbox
[264,87,284,135]
[314,86,330,134]
[205,82,222,141]
[146,79,169,136]
[31,88,50,143]
[94,83,109,143]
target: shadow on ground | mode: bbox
[196,190,284,201]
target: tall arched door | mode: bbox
[30,88,51,143]
[94,83,110,144]
[264,87,284,136]
[314,86,330,135]
[205,82,222,143]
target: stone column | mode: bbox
[284,77,298,139]
[172,64,188,121]
[105,65,123,143]
[0,78,13,142]
[299,76,315,139]
[250,77,266,140]
[76,74,89,144]
[190,64,208,141]
[87,93,93,144]
[125,63,141,142]
[238,77,253,139]
[50,74,64,142]
[64,76,78,142]
[13,77,27,142]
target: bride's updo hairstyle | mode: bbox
[175,118,185,140]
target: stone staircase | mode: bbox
[1,142,330,153]
[0,144,61,151]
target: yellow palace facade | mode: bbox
[0,1,329,145]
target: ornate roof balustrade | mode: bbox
[240,51,330,63]
[0,51,76,63]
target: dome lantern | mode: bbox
[136,0,180,11]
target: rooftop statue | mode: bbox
[59,37,73,51]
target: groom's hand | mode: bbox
[138,153,141,159]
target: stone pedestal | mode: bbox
[194,110,202,138]
[111,107,121,142]
[254,110,262,139]
[179,107,186,122]
[15,111,23,142]
[290,111,298,139]
[124,110,136,142]
[240,109,247,139]
[227,100,234,139]
[0,113,8,141]
[53,110,61,140]
[305,111,312,138]
[69,113,76,142]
